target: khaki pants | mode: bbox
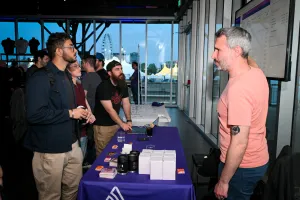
[93,125,119,157]
[32,141,83,200]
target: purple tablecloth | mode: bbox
[78,126,196,200]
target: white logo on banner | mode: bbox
[106,186,125,200]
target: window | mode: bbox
[266,80,280,161]
[211,0,224,138]
[172,23,179,105]
[44,22,65,47]
[201,0,210,126]
[146,24,172,104]
[293,72,300,153]
[121,23,145,104]
[0,22,15,66]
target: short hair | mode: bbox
[66,61,79,71]
[46,32,72,59]
[132,61,138,66]
[215,27,251,58]
[99,60,105,66]
[82,55,96,68]
[33,50,48,63]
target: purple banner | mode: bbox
[243,0,270,20]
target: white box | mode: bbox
[150,157,163,180]
[139,153,151,174]
[151,154,163,160]
[163,156,176,180]
[164,150,176,154]
[163,153,176,159]
[153,150,165,154]
[151,152,163,157]
[142,149,154,154]
[164,150,176,159]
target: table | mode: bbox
[123,104,171,126]
[78,127,196,200]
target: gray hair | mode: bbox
[215,27,251,58]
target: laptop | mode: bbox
[127,126,147,134]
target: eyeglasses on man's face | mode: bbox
[63,45,76,52]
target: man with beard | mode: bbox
[93,60,132,157]
[25,32,91,200]
[212,27,269,200]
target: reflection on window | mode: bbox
[266,80,280,161]
[293,75,300,153]
[184,32,191,115]
[201,0,210,126]
[211,0,224,137]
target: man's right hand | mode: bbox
[121,122,132,131]
[71,108,89,119]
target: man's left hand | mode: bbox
[126,121,132,128]
[86,114,96,124]
[214,181,229,200]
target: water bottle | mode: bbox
[117,131,126,143]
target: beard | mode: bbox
[63,52,76,63]
[111,73,126,89]
[218,59,230,71]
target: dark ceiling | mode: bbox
[3,0,183,20]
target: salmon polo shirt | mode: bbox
[217,67,269,168]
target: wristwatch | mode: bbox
[127,119,132,122]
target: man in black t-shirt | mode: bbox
[93,60,132,156]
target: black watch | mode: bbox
[127,119,132,122]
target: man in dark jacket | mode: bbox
[25,32,91,200]
[26,50,49,79]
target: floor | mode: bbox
[0,107,216,200]
[166,108,214,199]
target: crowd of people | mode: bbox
[0,27,274,200]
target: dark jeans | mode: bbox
[218,162,268,200]
[131,84,138,104]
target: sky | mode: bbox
[0,22,179,69]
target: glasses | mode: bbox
[63,46,75,52]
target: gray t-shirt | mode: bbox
[82,72,102,111]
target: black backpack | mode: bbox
[10,67,55,142]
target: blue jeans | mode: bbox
[218,162,268,200]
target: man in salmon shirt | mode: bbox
[211,27,269,200]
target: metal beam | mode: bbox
[83,22,91,38]
[174,0,193,21]
[88,23,111,52]
[76,23,103,49]
[0,15,175,21]
[38,22,51,35]
[57,21,67,33]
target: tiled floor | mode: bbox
[0,107,214,200]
